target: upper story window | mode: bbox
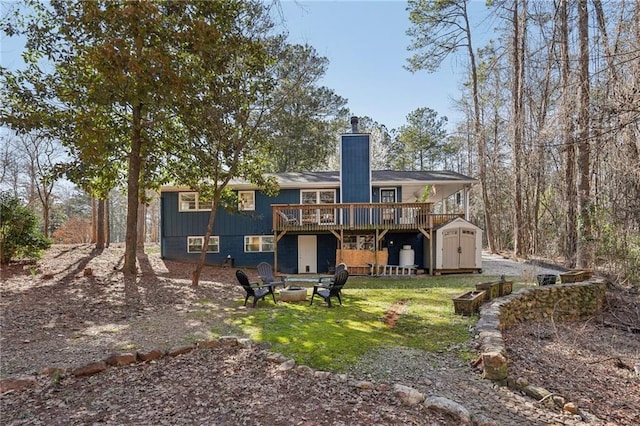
[301,190,336,225]
[301,189,336,205]
[179,192,212,212]
[238,191,255,211]
[187,236,220,253]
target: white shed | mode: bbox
[423,217,483,274]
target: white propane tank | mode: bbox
[399,245,415,266]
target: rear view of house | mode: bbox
[160,117,482,275]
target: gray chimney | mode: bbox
[350,116,359,133]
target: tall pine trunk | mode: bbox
[123,102,143,274]
[512,0,526,256]
[559,0,577,267]
[576,0,592,268]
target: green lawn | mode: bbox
[221,274,533,372]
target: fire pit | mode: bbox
[279,286,307,302]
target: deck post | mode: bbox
[273,231,278,273]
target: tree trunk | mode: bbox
[123,102,143,274]
[105,195,110,248]
[137,198,146,249]
[96,198,105,250]
[575,0,592,268]
[192,198,219,287]
[559,0,577,268]
[512,0,526,257]
[462,4,495,253]
[91,196,97,244]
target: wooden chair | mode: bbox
[256,262,286,288]
[235,269,276,308]
[310,270,349,308]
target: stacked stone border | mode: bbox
[476,278,607,420]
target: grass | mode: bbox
[225,274,530,372]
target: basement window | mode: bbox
[187,236,220,253]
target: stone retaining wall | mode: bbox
[476,279,607,382]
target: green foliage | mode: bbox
[266,44,349,173]
[391,107,448,170]
[0,192,51,264]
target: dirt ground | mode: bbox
[1,244,639,425]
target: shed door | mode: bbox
[459,228,477,269]
[441,229,459,269]
[298,235,317,273]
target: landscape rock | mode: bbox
[105,352,137,366]
[392,384,425,406]
[137,348,164,362]
[72,361,106,377]
[167,345,195,357]
[424,396,471,424]
[0,376,37,393]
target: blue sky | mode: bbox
[279,0,496,131]
[0,1,496,132]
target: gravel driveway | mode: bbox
[480,251,567,279]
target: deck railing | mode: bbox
[272,202,463,232]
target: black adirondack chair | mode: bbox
[310,269,349,308]
[256,262,286,288]
[235,269,276,308]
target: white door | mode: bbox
[459,228,477,269]
[441,228,459,269]
[298,235,317,273]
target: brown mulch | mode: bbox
[503,288,640,426]
[0,244,447,425]
[1,244,639,425]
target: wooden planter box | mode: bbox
[537,274,557,286]
[560,270,585,283]
[452,290,486,316]
[499,280,513,296]
[475,282,500,301]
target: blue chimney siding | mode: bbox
[340,134,371,203]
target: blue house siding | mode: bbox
[162,188,348,269]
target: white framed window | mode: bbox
[244,235,274,253]
[300,189,336,224]
[179,192,212,212]
[187,236,220,253]
[238,191,255,211]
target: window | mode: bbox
[179,192,213,211]
[187,236,220,253]
[300,189,336,224]
[244,235,274,252]
[343,235,374,250]
[238,191,255,211]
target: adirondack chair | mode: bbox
[319,262,346,284]
[310,270,349,308]
[235,269,276,308]
[256,262,286,288]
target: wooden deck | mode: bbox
[272,202,463,233]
